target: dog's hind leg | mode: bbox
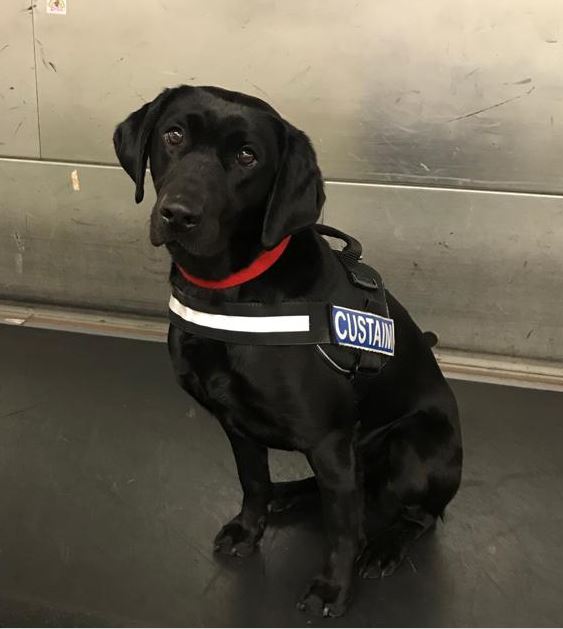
[358,408,462,578]
[358,506,435,578]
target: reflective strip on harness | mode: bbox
[169,295,310,334]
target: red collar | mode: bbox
[176,236,291,290]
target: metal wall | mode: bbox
[1,0,562,360]
[0,1,39,157]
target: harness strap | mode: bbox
[168,225,395,376]
[314,224,363,261]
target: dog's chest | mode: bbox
[168,326,354,450]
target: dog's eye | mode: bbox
[236,146,257,167]
[163,127,184,146]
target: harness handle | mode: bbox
[314,224,363,261]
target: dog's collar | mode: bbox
[176,236,291,290]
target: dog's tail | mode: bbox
[422,330,439,348]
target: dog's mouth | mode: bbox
[149,220,170,247]
[150,229,195,251]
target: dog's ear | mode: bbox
[261,122,325,249]
[113,89,173,203]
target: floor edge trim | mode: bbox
[2,301,561,392]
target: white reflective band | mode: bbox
[169,295,310,333]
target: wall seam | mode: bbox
[30,5,43,159]
[2,156,563,201]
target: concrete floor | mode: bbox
[1,325,562,627]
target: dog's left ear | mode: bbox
[261,122,325,249]
[113,89,173,203]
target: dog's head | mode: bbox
[113,85,325,273]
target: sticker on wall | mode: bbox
[71,169,80,191]
[47,0,66,15]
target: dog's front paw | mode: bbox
[213,514,265,558]
[297,577,351,618]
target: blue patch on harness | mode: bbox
[331,305,395,356]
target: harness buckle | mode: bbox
[350,270,379,291]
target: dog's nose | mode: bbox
[160,203,200,229]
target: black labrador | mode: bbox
[114,85,462,617]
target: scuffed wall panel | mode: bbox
[0,160,168,313]
[33,0,563,193]
[324,183,563,361]
[1,159,562,361]
[0,0,39,158]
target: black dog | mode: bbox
[114,85,462,617]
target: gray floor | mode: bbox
[1,325,562,627]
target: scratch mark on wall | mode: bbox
[394,89,421,104]
[448,86,535,123]
[134,89,147,103]
[71,218,95,227]
[2,402,42,418]
[13,231,25,253]
[0,44,10,54]
[48,61,57,73]
[347,151,369,163]
[389,121,418,134]
[246,81,270,99]
[464,67,479,79]
[504,77,532,85]
[15,254,23,275]
[286,65,311,85]
[14,121,23,135]
[201,568,223,596]
[36,40,50,69]
[419,162,430,172]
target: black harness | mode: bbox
[168,225,394,378]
